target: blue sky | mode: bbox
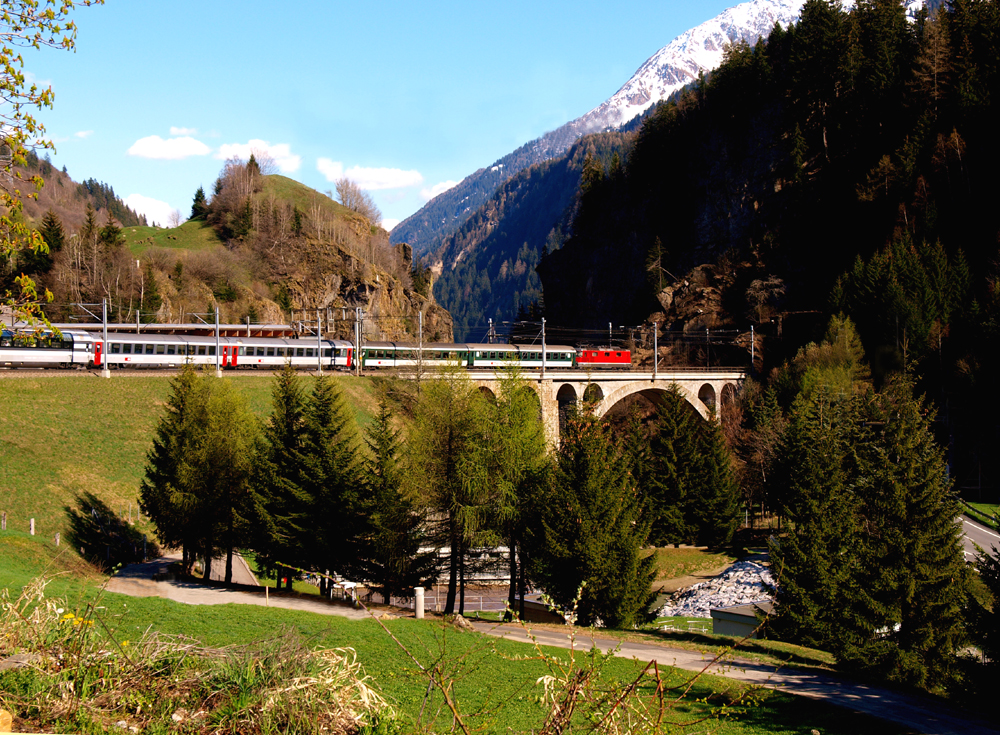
[24,1,735,230]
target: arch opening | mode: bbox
[556,384,577,437]
[583,383,604,405]
[698,383,717,414]
[477,385,497,403]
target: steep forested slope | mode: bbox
[432,134,629,341]
[540,0,1000,489]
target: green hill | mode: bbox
[123,219,225,255]
[0,374,379,543]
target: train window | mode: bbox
[323,348,332,357]
[278,348,287,357]
[616,352,622,357]
[208,346,216,356]
[253,347,262,356]
[109,343,120,354]
[155,344,165,355]
[195,345,205,356]
[305,348,314,357]
[123,344,132,354]
[166,344,176,355]
[267,347,275,357]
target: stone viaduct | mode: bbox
[467,369,746,447]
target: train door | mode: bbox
[346,347,353,369]
[230,345,239,368]
[93,341,103,367]
[221,345,231,368]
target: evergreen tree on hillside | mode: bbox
[139,366,208,574]
[532,411,654,627]
[645,387,700,545]
[835,378,968,689]
[39,209,64,252]
[355,399,437,603]
[301,375,362,580]
[191,186,209,220]
[259,364,311,588]
[690,414,740,548]
[970,543,1000,692]
[140,265,162,322]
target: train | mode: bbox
[0,327,633,371]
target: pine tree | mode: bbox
[301,374,362,581]
[532,411,654,627]
[836,378,968,689]
[39,209,64,252]
[141,265,162,322]
[356,399,437,603]
[645,386,699,545]
[690,414,740,548]
[971,544,1000,692]
[260,363,310,588]
[191,186,209,220]
[139,366,208,574]
[769,387,858,651]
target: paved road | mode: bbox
[205,551,259,585]
[473,622,994,735]
[962,515,1000,561]
[106,554,368,619]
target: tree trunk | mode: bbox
[445,515,459,614]
[506,534,517,622]
[459,544,466,616]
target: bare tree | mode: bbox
[250,147,278,176]
[334,178,382,225]
[169,209,183,228]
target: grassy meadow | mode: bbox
[0,533,906,735]
[0,372,380,541]
[122,219,224,256]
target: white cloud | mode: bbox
[421,180,459,201]
[169,126,197,136]
[215,139,300,173]
[124,194,181,228]
[74,130,93,139]
[381,218,400,231]
[316,157,343,181]
[127,135,210,160]
[317,160,423,191]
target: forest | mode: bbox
[538,0,1000,493]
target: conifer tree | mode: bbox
[301,374,362,580]
[39,209,64,252]
[690,414,740,548]
[532,411,654,627]
[259,363,310,588]
[356,399,437,603]
[970,544,1000,692]
[139,365,207,574]
[645,387,699,545]
[191,186,209,220]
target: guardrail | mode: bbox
[960,500,999,531]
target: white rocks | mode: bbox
[656,561,775,619]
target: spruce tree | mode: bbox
[355,399,437,603]
[139,365,207,574]
[39,209,64,252]
[260,363,310,588]
[191,186,209,220]
[645,386,699,545]
[690,414,740,548]
[301,374,362,579]
[532,411,654,627]
[971,544,1000,692]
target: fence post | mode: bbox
[30,518,35,536]
[415,586,425,620]
[55,533,60,547]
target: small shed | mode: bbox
[710,600,773,639]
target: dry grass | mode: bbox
[0,576,394,734]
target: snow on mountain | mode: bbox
[533,0,925,158]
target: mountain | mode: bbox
[393,0,815,257]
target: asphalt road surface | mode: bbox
[472,622,995,735]
[961,514,1000,561]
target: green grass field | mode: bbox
[122,219,224,256]
[0,373,379,541]
[0,533,906,735]
[644,546,736,581]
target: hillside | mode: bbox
[17,158,452,342]
[540,1,1000,490]
[433,133,630,341]
[0,375,380,544]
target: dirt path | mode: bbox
[106,555,369,620]
[472,622,992,735]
